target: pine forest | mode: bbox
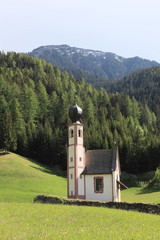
[0,52,160,174]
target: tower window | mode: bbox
[71,174,73,179]
[79,157,82,161]
[78,129,81,137]
[94,177,104,193]
[80,174,82,179]
[70,129,74,138]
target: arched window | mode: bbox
[70,129,74,138]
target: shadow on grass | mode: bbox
[137,186,160,195]
[17,154,67,178]
[0,152,10,156]
[30,165,66,178]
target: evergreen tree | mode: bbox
[0,96,17,151]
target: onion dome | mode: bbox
[69,103,83,123]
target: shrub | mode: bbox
[121,172,139,187]
[148,167,160,188]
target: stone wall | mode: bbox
[34,195,160,215]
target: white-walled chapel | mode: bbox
[67,103,127,202]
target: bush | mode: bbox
[121,172,139,187]
[121,171,156,188]
[148,168,160,188]
[137,171,155,187]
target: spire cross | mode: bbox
[74,89,77,104]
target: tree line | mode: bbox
[0,52,160,173]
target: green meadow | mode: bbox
[0,152,66,203]
[0,153,160,240]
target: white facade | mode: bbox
[85,174,113,201]
[68,168,75,196]
[78,168,85,196]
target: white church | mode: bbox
[67,103,127,202]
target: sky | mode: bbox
[1,0,160,62]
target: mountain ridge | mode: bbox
[29,44,160,81]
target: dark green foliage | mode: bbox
[148,168,160,188]
[0,96,17,151]
[0,51,160,173]
[102,66,160,118]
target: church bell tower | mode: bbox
[67,103,85,199]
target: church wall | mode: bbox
[85,174,112,201]
[76,146,85,197]
[78,168,85,196]
[77,125,83,145]
[68,126,74,145]
[76,146,85,168]
[112,152,121,202]
[68,168,75,196]
[112,171,119,202]
[68,146,74,167]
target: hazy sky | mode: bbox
[1,0,160,61]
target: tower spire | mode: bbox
[74,89,77,105]
[69,98,82,124]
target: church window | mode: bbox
[70,157,73,162]
[71,190,73,195]
[94,177,104,193]
[70,129,74,138]
[79,157,82,161]
[71,174,73,179]
[80,174,82,179]
[78,129,82,137]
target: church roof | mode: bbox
[82,147,118,175]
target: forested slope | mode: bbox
[99,66,160,118]
[0,52,159,173]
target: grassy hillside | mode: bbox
[0,152,159,204]
[0,152,66,203]
[0,153,160,240]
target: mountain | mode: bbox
[28,45,160,82]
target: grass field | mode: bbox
[0,152,160,240]
[0,203,160,240]
[121,187,160,204]
[0,152,66,203]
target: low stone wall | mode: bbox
[34,195,160,215]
